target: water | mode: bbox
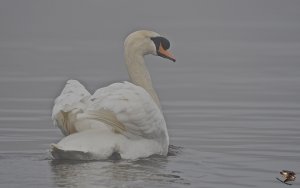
[1,1,300,187]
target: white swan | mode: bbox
[50,30,176,160]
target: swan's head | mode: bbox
[124,30,176,62]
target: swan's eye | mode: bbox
[151,36,170,51]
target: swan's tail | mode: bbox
[52,80,91,135]
[50,144,94,160]
[50,143,121,160]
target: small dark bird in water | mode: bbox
[280,170,296,183]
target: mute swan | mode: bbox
[50,30,176,160]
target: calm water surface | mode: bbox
[1,1,300,188]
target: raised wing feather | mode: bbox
[52,80,91,135]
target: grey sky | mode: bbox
[1,1,299,40]
[0,0,300,99]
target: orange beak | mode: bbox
[158,44,176,62]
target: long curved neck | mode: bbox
[125,49,161,108]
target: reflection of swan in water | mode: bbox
[50,146,189,187]
[50,30,176,160]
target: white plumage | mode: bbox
[50,30,175,160]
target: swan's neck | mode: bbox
[125,51,161,108]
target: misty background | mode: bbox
[1,1,299,102]
[0,1,300,188]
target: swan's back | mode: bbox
[51,81,169,160]
[87,82,167,138]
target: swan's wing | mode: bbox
[52,80,91,135]
[82,82,169,147]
